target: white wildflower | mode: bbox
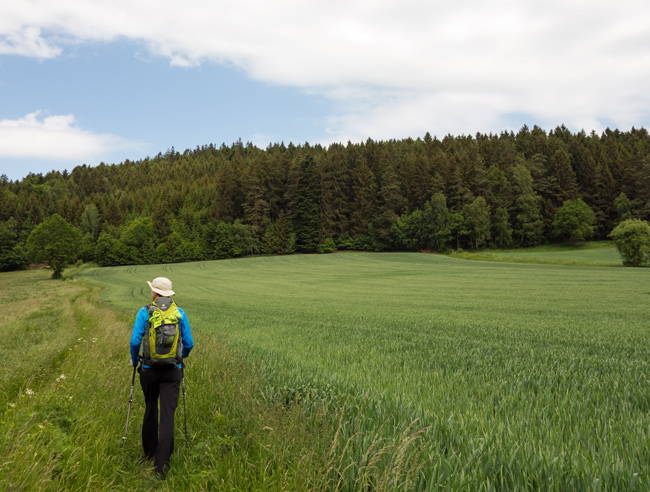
[25,389,34,396]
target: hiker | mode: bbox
[129,277,194,478]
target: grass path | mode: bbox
[0,268,334,491]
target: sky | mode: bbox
[1,0,649,182]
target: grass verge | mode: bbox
[0,269,339,491]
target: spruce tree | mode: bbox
[295,154,320,251]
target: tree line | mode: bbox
[1,124,649,271]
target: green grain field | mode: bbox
[74,250,650,491]
[456,241,623,266]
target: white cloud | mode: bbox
[1,0,649,142]
[0,27,61,58]
[0,111,140,160]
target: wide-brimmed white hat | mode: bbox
[147,277,175,296]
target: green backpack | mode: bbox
[141,297,183,366]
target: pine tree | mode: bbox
[550,148,578,203]
[295,154,320,251]
[319,145,349,242]
[373,163,406,241]
[243,156,272,232]
[212,158,242,222]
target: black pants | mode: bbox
[138,365,182,475]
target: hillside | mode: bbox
[1,126,649,271]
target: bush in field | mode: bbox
[609,218,650,266]
[26,214,81,278]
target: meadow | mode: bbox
[0,268,334,491]
[454,241,623,266]
[2,248,650,490]
[79,249,650,490]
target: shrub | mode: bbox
[609,219,650,267]
[317,238,337,253]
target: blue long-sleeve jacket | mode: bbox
[130,303,194,367]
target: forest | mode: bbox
[1,124,649,270]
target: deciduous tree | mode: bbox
[26,214,81,278]
[462,196,491,249]
[552,199,596,241]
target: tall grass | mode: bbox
[78,251,650,490]
[0,268,335,491]
[0,270,87,410]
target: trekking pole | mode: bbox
[181,365,188,447]
[122,364,137,446]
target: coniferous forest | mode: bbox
[1,125,649,270]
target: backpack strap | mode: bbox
[141,303,158,363]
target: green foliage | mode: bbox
[317,237,337,253]
[552,198,596,241]
[4,127,650,270]
[0,218,27,271]
[491,206,513,248]
[614,192,633,223]
[174,239,204,263]
[446,211,466,250]
[262,222,284,255]
[462,196,491,249]
[95,232,118,267]
[295,154,320,252]
[425,192,452,250]
[202,220,260,259]
[25,214,81,278]
[486,164,510,209]
[120,217,155,260]
[80,203,101,242]
[609,218,650,266]
[232,220,261,256]
[394,193,454,251]
[511,164,544,246]
[393,209,424,250]
[202,221,243,259]
[154,242,172,263]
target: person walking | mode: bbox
[129,277,194,478]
